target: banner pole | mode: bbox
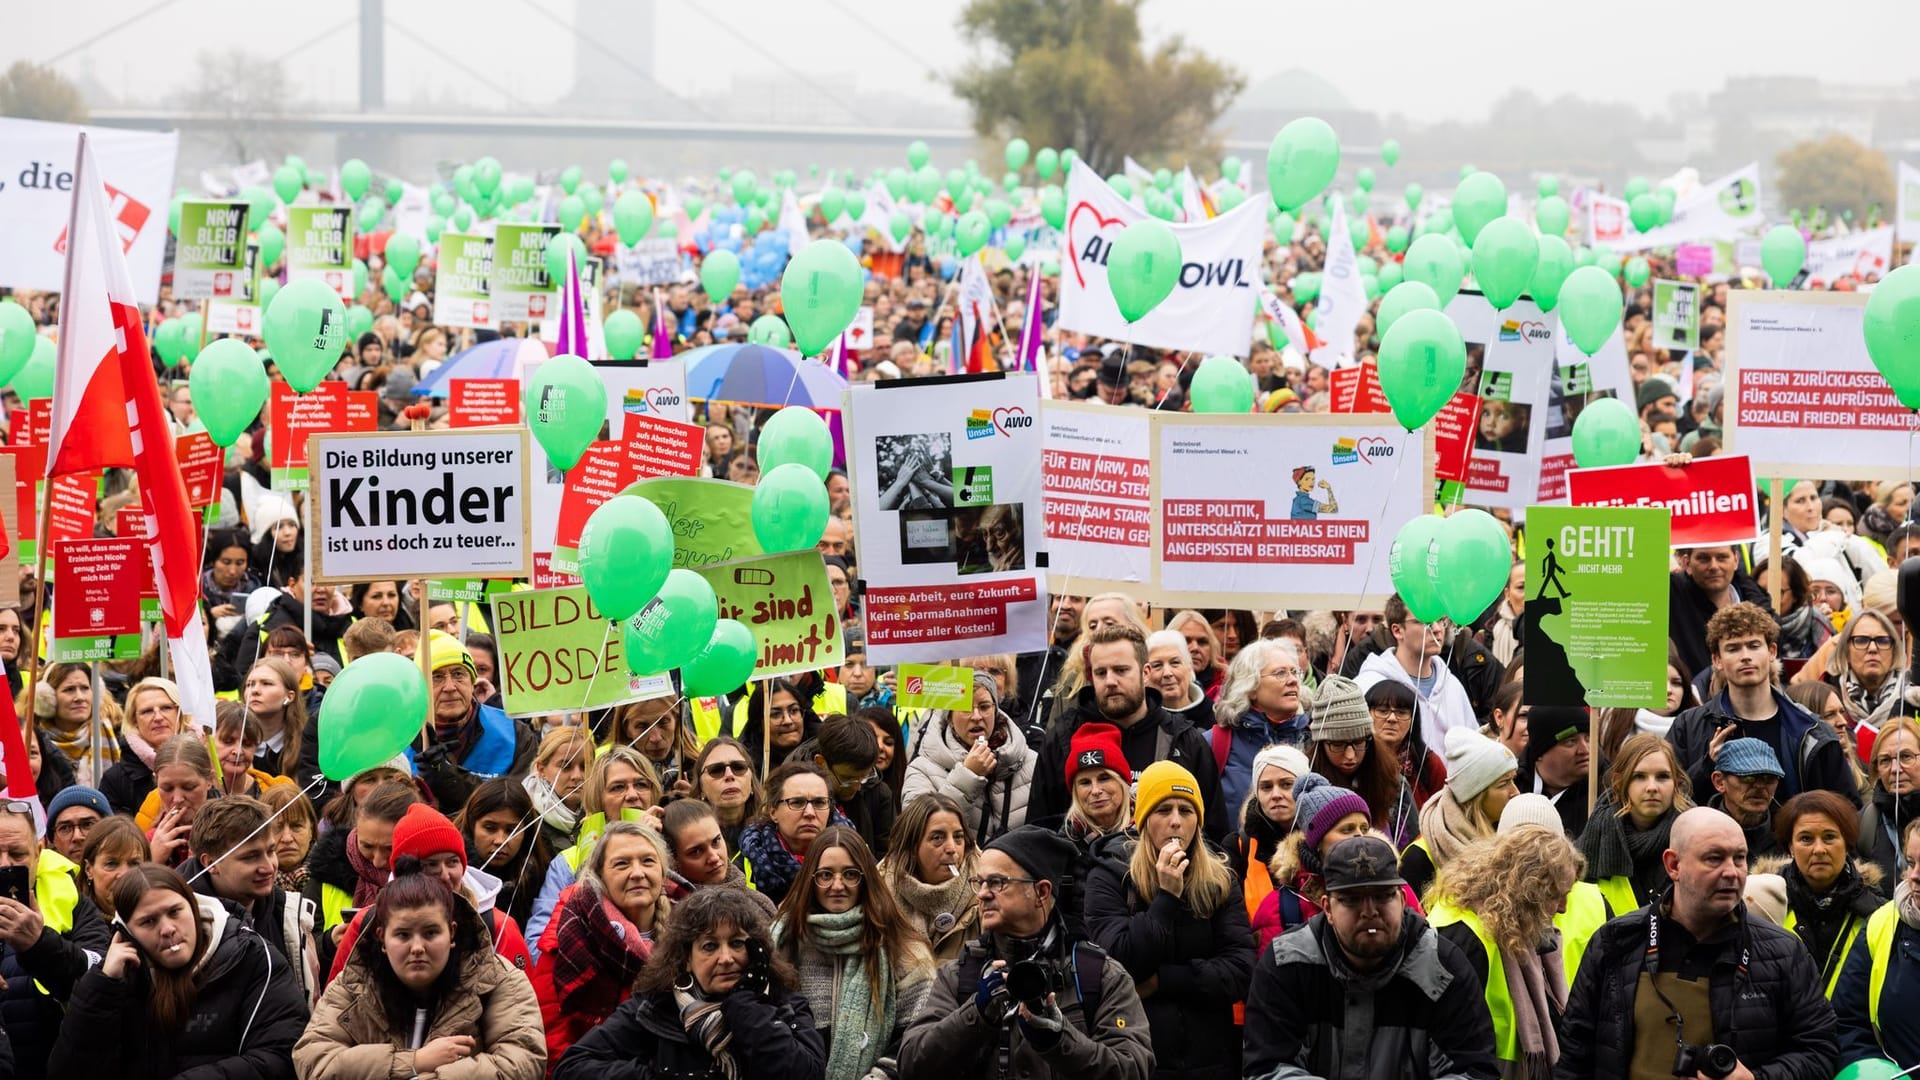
[22,473,54,701]
[1768,477,1784,612]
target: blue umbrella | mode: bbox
[680,343,849,409]
[410,339,538,398]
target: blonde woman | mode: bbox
[524,724,591,853]
[1082,761,1252,1080]
[524,746,663,951]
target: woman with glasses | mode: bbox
[1211,639,1312,831]
[878,794,980,964]
[525,747,663,951]
[1813,608,1904,734]
[739,679,820,775]
[0,793,113,1080]
[901,670,1035,848]
[692,736,763,862]
[1859,716,1920,886]
[738,764,853,906]
[772,826,933,1078]
[1307,677,1416,848]
[1367,680,1448,810]
[98,677,185,816]
[1399,728,1520,900]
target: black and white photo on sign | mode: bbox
[956,503,1026,575]
[876,432,954,511]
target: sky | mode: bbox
[11,0,1920,124]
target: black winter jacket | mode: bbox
[0,883,109,1080]
[30,729,75,812]
[1668,687,1859,806]
[552,985,826,1080]
[1668,569,1773,678]
[97,737,154,816]
[1031,686,1226,843]
[1081,836,1253,1080]
[1554,901,1838,1080]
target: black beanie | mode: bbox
[985,825,1079,895]
[1524,705,1590,768]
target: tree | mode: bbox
[175,50,290,163]
[1776,134,1894,222]
[950,0,1243,177]
[0,61,89,123]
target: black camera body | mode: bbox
[1673,1042,1738,1079]
[1005,958,1071,1010]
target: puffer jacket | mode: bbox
[293,902,547,1079]
[551,985,825,1080]
[899,712,1035,847]
[47,895,310,1080]
[1555,900,1839,1080]
[0,853,110,1080]
[1081,835,1254,1080]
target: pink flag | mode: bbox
[1017,270,1044,373]
[651,288,675,360]
[555,245,588,360]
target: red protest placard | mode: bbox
[175,431,224,508]
[1329,363,1391,414]
[623,414,705,480]
[270,382,348,471]
[551,441,629,564]
[0,445,43,551]
[47,473,98,547]
[1566,453,1761,548]
[1432,392,1482,484]
[533,551,580,589]
[52,536,142,640]
[449,379,522,428]
[112,505,163,609]
[344,389,379,431]
[7,413,24,447]
[29,400,49,448]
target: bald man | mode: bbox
[1555,807,1836,1080]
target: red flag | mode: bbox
[55,134,216,730]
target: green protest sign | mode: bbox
[493,222,560,323]
[1522,505,1670,708]
[898,664,974,710]
[435,232,494,329]
[174,200,250,300]
[286,206,354,299]
[699,550,841,677]
[1652,279,1700,352]
[625,476,764,570]
[492,585,670,717]
[427,578,516,603]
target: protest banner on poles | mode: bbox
[847,374,1049,663]
[1803,226,1894,286]
[172,200,250,300]
[111,505,165,624]
[49,537,143,662]
[1652,279,1701,352]
[175,431,224,509]
[699,551,842,678]
[309,429,533,583]
[1444,292,1554,509]
[616,238,683,287]
[1039,399,1152,593]
[1055,161,1265,357]
[492,585,670,717]
[0,446,42,564]
[1567,454,1760,548]
[0,118,179,302]
[285,206,354,300]
[449,379,521,428]
[434,232,495,329]
[1899,162,1920,250]
[1522,505,1671,708]
[1614,164,1766,250]
[47,473,98,555]
[493,223,561,323]
[1150,412,1431,610]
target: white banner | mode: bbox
[1056,161,1265,357]
[1900,162,1920,250]
[1540,323,1635,502]
[846,375,1049,664]
[309,429,534,583]
[0,118,179,303]
[861,181,905,254]
[1803,225,1893,286]
[593,358,691,440]
[1586,192,1630,247]
[1040,400,1152,592]
[1444,292,1556,510]
[1612,164,1764,251]
[615,238,683,286]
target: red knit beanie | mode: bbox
[1066,722,1128,788]
[390,803,466,867]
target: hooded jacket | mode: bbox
[551,984,825,1080]
[1668,687,1859,806]
[1354,650,1479,766]
[294,899,546,1080]
[47,895,310,1080]
[900,711,1036,847]
[1032,685,1227,844]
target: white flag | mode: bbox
[1310,197,1365,369]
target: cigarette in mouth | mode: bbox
[165,943,185,954]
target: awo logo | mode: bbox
[1333,436,1394,465]
[54,182,152,256]
[1498,320,1552,343]
[966,406,1032,440]
[965,410,995,440]
[624,387,683,415]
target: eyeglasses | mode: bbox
[1369,706,1413,721]
[1849,636,1896,651]
[703,761,750,779]
[53,816,97,838]
[967,874,1038,895]
[0,800,35,820]
[1261,667,1303,682]
[777,797,832,814]
[1323,737,1370,755]
[812,868,863,886]
[1876,751,1920,770]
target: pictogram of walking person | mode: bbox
[1536,538,1571,600]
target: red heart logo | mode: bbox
[992,405,1027,436]
[1065,200,1124,288]
[1354,436,1390,464]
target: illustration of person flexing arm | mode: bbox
[1289,466,1338,520]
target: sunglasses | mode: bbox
[703,761,750,779]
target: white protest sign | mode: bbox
[1803,226,1893,286]
[1613,164,1764,251]
[617,238,683,286]
[1039,400,1152,592]
[1899,162,1920,249]
[1445,292,1556,510]
[593,358,691,439]
[1540,322,1634,502]
[0,118,179,303]
[1311,197,1366,367]
[310,429,533,583]
[1056,160,1265,357]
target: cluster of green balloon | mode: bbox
[681,619,759,698]
[1761,225,1806,286]
[1267,117,1340,213]
[624,570,719,675]
[1432,509,1513,624]
[1389,515,1447,622]
[1863,264,1920,408]
[578,495,674,621]
[523,356,608,470]
[749,315,793,348]
[263,279,347,392]
[1107,220,1182,323]
[1189,356,1254,413]
[189,340,269,447]
[781,240,864,356]
[1557,266,1625,356]
[1376,309,1466,432]
[1570,397,1642,468]
[1470,217,1538,310]
[0,301,35,387]
[752,463,829,551]
[318,653,428,780]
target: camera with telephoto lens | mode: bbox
[1005,958,1068,1011]
[1672,1042,1738,1079]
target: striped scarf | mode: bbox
[675,984,740,1080]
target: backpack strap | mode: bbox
[1211,725,1232,778]
[1279,887,1305,928]
[1069,942,1106,1039]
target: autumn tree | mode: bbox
[0,61,89,123]
[950,0,1243,176]
[1776,134,1894,222]
[176,50,290,162]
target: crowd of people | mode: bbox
[1,156,1917,1080]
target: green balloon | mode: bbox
[1538,176,1560,198]
[1389,515,1448,623]
[1557,266,1624,356]
[956,211,991,257]
[731,169,758,205]
[271,164,303,205]
[907,140,930,169]
[744,206,767,233]
[579,494,675,621]
[349,302,375,339]
[560,166,582,195]
[1291,272,1320,303]
[0,301,35,382]
[1218,187,1247,212]
[263,279,347,392]
[1654,187,1677,224]
[579,184,604,216]
[1004,235,1027,261]
[13,337,54,399]
[1762,224,1806,286]
[656,219,677,238]
[473,157,502,197]
[1573,244,1594,269]
[1348,215,1369,252]
[1153,167,1173,192]
[348,257,368,299]
[1357,167,1376,193]
[1460,164,1477,180]
[1106,220,1182,323]
[1035,147,1058,180]
[1107,174,1134,200]
[624,569,718,675]
[603,309,644,360]
[1530,236,1576,313]
[751,463,830,552]
[544,233,588,287]
[1376,280,1440,337]
[889,210,913,244]
[684,195,706,221]
[1040,185,1066,230]
[758,407,833,481]
[1623,176,1650,202]
[240,185,275,227]
[781,240,863,356]
[700,250,741,304]
[557,194,586,230]
[819,188,846,224]
[1266,117,1340,212]
[253,222,284,268]
[384,233,421,281]
[150,318,185,367]
[452,207,473,231]
[681,619,759,697]
[188,338,268,447]
[1623,256,1651,288]
[524,355,607,470]
[1452,171,1507,247]
[1189,356,1254,413]
[1863,264,1920,408]
[1403,233,1466,309]
[1471,217,1539,311]
[1434,509,1512,625]
[1404,183,1423,212]
[318,653,429,781]
[1274,212,1296,240]
[1221,155,1242,181]
[1629,193,1662,234]
[613,192,655,247]
[1378,262,1403,291]
[1005,138,1030,171]
[1384,226,1410,254]
[985,199,1012,229]
[257,278,279,315]
[1376,307,1465,431]
[1834,1060,1904,1080]
[358,197,386,232]
[340,158,371,201]
[748,314,792,348]
[609,158,630,185]
[432,190,456,217]
[1381,139,1400,167]
[1535,196,1571,239]
[1571,396,1641,468]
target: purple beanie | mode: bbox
[1293,772,1373,851]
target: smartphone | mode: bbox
[0,865,30,905]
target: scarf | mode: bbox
[737,814,850,902]
[123,730,160,770]
[1837,669,1895,722]
[675,984,741,1080]
[1490,601,1521,666]
[1784,861,1879,982]
[343,827,391,906]
[1501,939,1565,1080]
[1578,796,1675,903]
[522,772,579,836]
[887,865,977,948]
[776,908,893,1080]
[432,704,483,766]
[1775,604,1829,658]
[276,865,309,893]
[1239,805,1293,866]
[550,884,654,1005]
[1898,881,1920,931]
[1417,787,1486,869]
